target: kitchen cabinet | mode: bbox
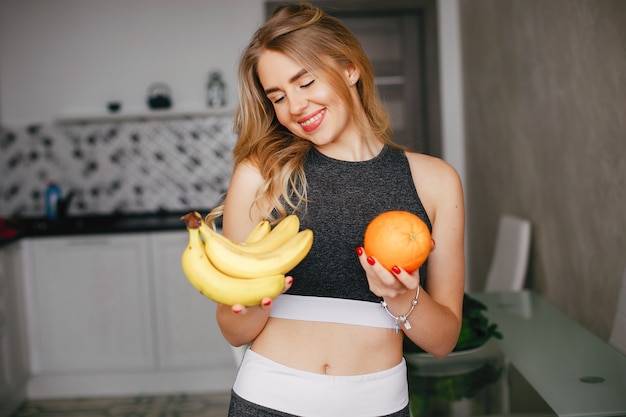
[0,242,29,417]
[22,232,236,399]
[26,234,155,374]
[149,231,234,370]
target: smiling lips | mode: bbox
[298,109,325,132]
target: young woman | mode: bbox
[208,3,465,416]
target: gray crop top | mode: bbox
[284,145,432,303]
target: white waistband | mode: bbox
[234,348,408,417]
[269,294,396,329]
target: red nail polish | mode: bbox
[263,299,272,307]
[356,247,363,256]
[286,277,294,285]
[392,265,401,274]
[233,307,242,314]
[367,256,375,266]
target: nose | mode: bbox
[289,92,307,114]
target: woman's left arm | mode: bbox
[359,153,465,358]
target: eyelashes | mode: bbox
[269,79,315,104]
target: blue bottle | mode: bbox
[45,181,62,219]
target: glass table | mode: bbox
[405,290,626,417]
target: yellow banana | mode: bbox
[200,213,272,245]
[247,214,301,248]
[245,219,271,244]
[204,227,314,278]
[181,214,285,306]
[199,213,302,255]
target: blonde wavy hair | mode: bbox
[209,2,398,224]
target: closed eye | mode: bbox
[271,95,285,104]
[267,77,314,104]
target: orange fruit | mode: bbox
[363,210,431,273]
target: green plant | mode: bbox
[403,293,502,354]
[455,293,503,351]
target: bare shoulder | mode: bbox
[404,151,464,221]
[405,152,459,181]
[222,159,266,241]
[232,158,263,181]
[405,152,462,194]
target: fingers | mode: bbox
[356,246,420,296]
[231,275,294,315]
[283,276,294,293]
[231,297,271,314]
[231,303,246,314]
[356,247,389,283]
[389,265,420,290]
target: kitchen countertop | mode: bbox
[0,209,218,247]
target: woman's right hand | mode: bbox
[230,275,294,314]
[217,275,293,347]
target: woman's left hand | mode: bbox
[355,246,419,298]
[356,239,434,299]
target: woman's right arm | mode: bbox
[215,160,289,347]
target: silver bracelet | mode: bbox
[381,286,420,333]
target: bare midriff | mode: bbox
[250,317,404,375]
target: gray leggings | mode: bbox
[228,390,411,417]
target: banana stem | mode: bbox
[181,212,202,229]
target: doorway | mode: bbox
[265,0,441,156]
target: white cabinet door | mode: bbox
[149,231,235,370]
[0,242,29,417]
[27,235,155,374]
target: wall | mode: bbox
[0,0,264,124]
[460,0,626,339]
[437,0,467,284]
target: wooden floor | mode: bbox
[10,392,231,417]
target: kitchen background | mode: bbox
[0,115,236,216]
[0,0,625,344]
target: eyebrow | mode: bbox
[263,68,309,95]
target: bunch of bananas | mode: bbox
[180,211,313,306]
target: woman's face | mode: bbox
[256,49,359,149]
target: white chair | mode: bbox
[609,267,626,355]
[484,215,532,292]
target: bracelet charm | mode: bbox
[381,286,420,334]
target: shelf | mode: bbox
[55,107,235,124]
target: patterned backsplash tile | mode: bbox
[0,114,237,217]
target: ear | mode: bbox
[345,65,360,85]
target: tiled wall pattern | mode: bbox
[0,115,237,217]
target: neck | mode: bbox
[315,137,384,162]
